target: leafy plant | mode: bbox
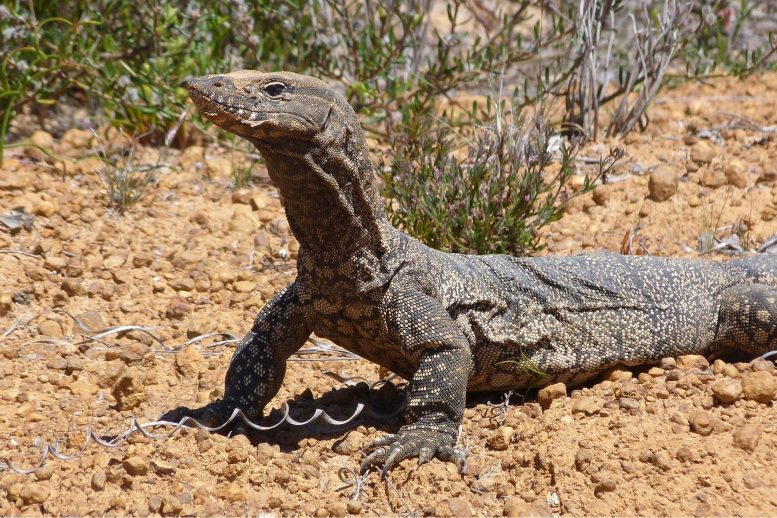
[382,96,623,255]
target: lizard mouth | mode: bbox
[188,87,265,122]
[187,84,316,128]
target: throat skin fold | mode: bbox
[251,127,401,293]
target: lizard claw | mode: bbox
[359,426,462,476]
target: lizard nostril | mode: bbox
[213,81,223,88]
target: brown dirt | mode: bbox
[0,72,776,517]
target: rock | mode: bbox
[700,168,727,188]
[132,252,154,267]
[751,359,775,372]
[231,188,253,204]
[229,205,260,233]
[733,424,760,451]
[91,470,107,491]
[20,482,50,505]
[111,367,146,410]
[503,498,553,517]
[33,465,54,481]
[660,357,677,370]
[688,409,714,436]
[652,450,672,471]
[575,448,592,472]
[61,128,93,150]
[250,193,271,210]
[711,378,742,404]
[76,310,107,332]
[103,253,127,269]
[435,498,473,518]
[37,320,63,338]
[166,298,194,320]
[594,478,617,496]
[0,293,12,316]
[123,455,149,476]
[592,185,611,206]
[332,431,364,455]
[233,280,257,293]
[487,426,515,451]
[61,278,85,296]
[741,371,777,403]
[148,494,162,513]
[725,159,748,188]
[676,446,695,463]
[346,501,363,515]
[175,346,206,379]
[151,459,176,475]
[691,141,716,164]
[743,472,762,489]
[169,277,195,291]
[25,130,55,162]
[206,157,232,178]
[572,396,604,415]
[648,169,678,202]
[161,494,183,515]
[32,200,57,217]
[537,382,566,409]
[676,355,709,370]
[605,368,632,382]
[52,289,69,307]
[43,255,68,271]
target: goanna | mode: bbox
[166,70,777,474]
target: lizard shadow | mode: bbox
[211,381,409,454]
[204,381,544,454]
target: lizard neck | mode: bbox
[254,132,402,291]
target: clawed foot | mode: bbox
[360,426,466,476]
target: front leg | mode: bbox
[361,290,472,475]
[161,282,310,424]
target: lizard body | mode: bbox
[169,70,777,473]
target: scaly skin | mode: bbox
[164,70,777,474]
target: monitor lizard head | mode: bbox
[186,70,398,267]
[185,70,350,147]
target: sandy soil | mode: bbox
[0,72,776,517]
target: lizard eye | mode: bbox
[263,82,286,99]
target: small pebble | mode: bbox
[741,371,777,403]
[91,470,107,491]
[688,409,714,436]
[575,448,592,472]
[20,483,50,505]
[123,455,149,476]
[711,378,743,404]
[733,424,760,451]
[487,426,515,451]
[537,382,566,409]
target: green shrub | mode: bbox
[382,97,623,255]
